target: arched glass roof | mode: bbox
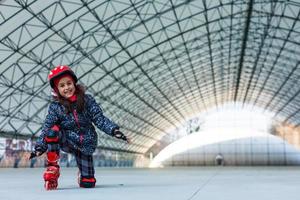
[1,0,300,155]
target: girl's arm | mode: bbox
[86,94,119,136]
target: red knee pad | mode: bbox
[45,125,60,143]
[45,136,59,143]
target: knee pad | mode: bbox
[79,177,96,188]
[45,125,60,144]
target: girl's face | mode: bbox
[57,76,75,98]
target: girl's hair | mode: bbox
[55,84,86,113]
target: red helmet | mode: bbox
[48,65,78,88]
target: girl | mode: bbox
[29,65,129,190]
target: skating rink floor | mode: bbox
[0,167,299,200]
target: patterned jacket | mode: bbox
[36,94,119,155]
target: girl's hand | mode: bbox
[114,130,131,144]
[28,146,45,160]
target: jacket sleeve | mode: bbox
[86,94,119,136]
[35,102,60,151]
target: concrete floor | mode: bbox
[0,167,299,200]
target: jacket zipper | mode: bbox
[73,109,83,144]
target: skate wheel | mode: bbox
[45,181,58,190]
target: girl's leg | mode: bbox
[44,125,60,190]
[75,152,96,188]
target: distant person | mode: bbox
[28,66,130,190]
[215,153,224,166]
